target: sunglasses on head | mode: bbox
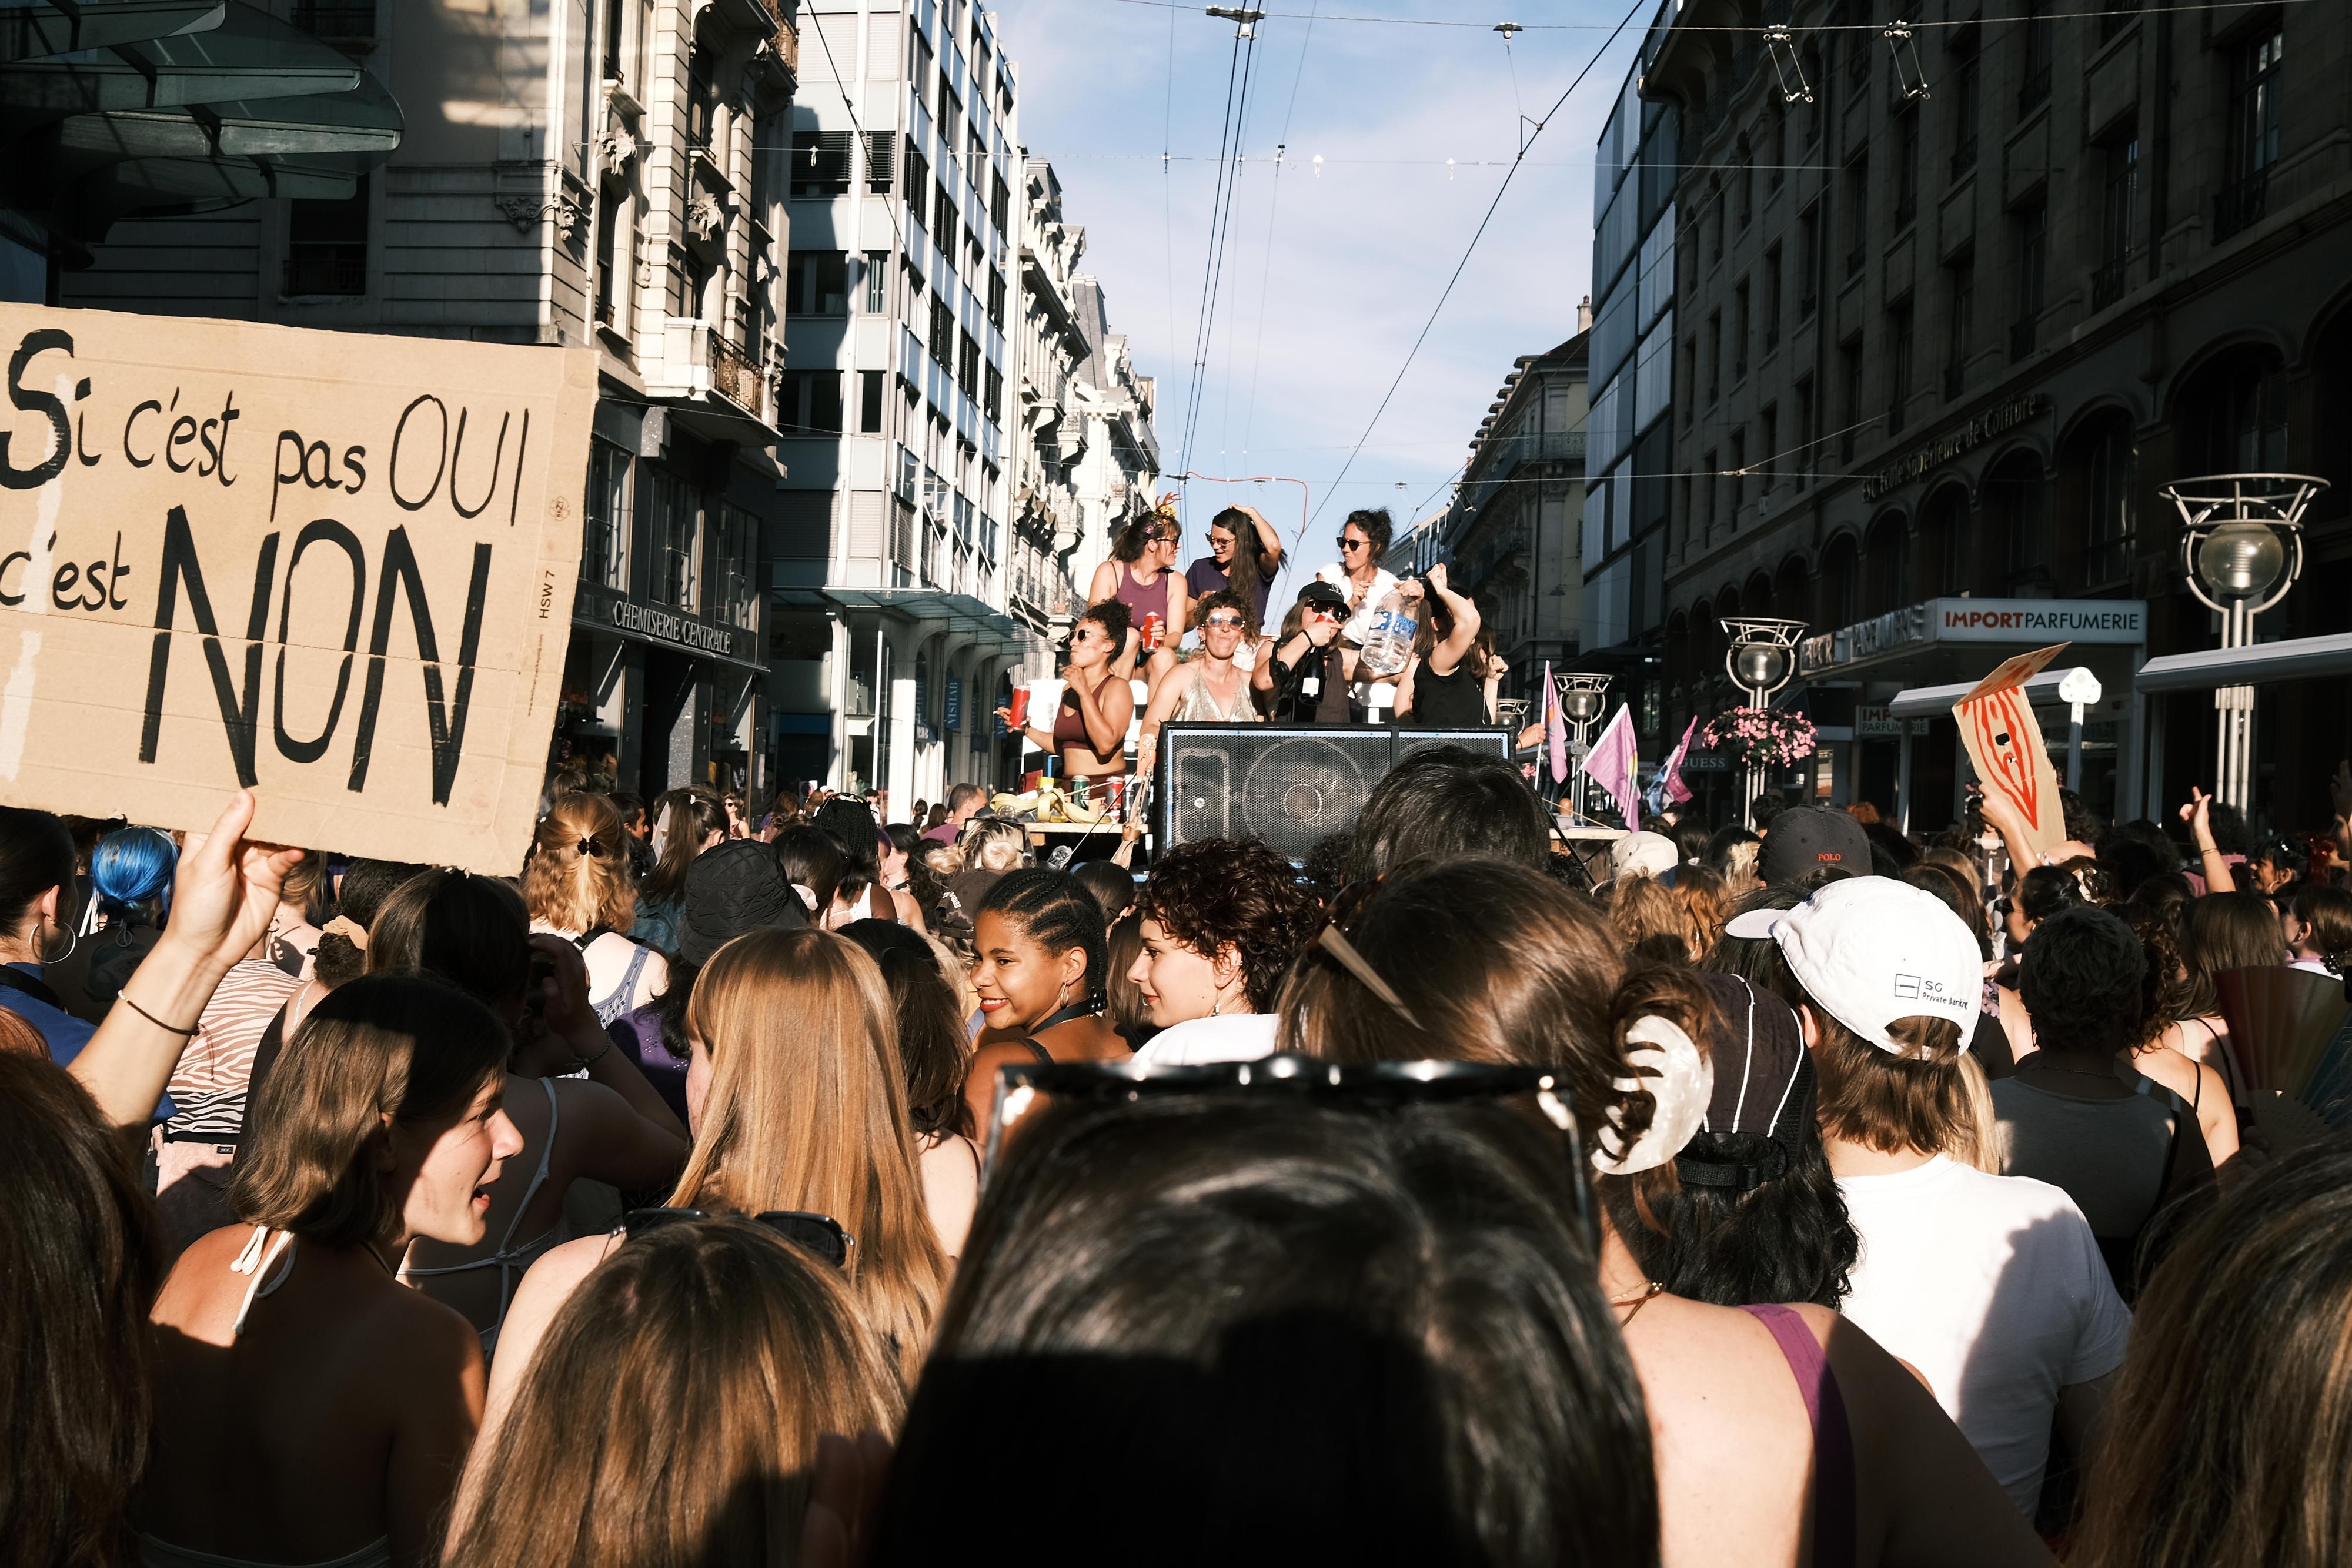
[615,1206,857,1271]
[981,1054,1593,1245]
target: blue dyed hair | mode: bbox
[91,828,175,920]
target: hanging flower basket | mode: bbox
[1702,708,1818,770]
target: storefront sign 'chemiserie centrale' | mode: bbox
[0,305,594,874]
[1859,392,2048,502]
[1799,598,2147,677]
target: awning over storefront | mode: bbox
[1798,597,2148,686]
[0,1,402,251]
[2134,632,2352,693]
[1889,667,2105,720]
[783,587,1048,668]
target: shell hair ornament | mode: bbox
[1590,1015,1714,1175]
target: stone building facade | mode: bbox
[1647,0,2351,832]
[63,0,797,803]
[1438,333,1591,707]
[1008,157,1091,639]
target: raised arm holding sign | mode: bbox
[0,305,593,872]
[1952,643,2069,865]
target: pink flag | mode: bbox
[1581,703,1641,831]
[1660,716,1699,804]
[1544,661,1567,781]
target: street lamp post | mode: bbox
[1720,617,1808,825]
[1558,673,1612,823]
[2160,473,2326,815]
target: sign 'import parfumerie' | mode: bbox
[0,305,593,874]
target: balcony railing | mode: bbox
[286,244,365,296]
[2214,171,2269,242]
[710,331,763,415]
[2091,254,2131,312]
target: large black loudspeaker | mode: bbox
[1153,723,1512,860]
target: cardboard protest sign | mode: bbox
[0,305,593,873]
[1952,642,2070,859]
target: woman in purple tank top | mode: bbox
[1086,499,1188,698]
[1279,861,2057,1568]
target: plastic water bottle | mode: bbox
[1357,586,1418,678]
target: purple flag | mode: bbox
[1661,716,1699,804]
[1581,703,1641,831]
[1544,661,1567,781]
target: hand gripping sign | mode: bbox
[0,305,593,873]
[1952,642,2070,860]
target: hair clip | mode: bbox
[577,835,604,857]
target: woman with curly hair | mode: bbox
[1124,835,1322,1066]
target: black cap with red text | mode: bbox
[1756,805,1872,888]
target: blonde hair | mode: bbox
[1609,875,1692,962]
[443,1215,903,1568]
[961,817,1029,872]
[1674,865,1730,957]
[522,793,636,935]
[679,928,947,1381]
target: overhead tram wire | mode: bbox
[1175,14,1265,489]
[1237,0,1317,468]
[1074,0,2308,32]
[1295,0,1648,556]
[1172,27,1245,494]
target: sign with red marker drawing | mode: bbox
[1953,643,2070,859]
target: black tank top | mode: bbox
[1409,657,1485,727]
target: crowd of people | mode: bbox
[5,744,2352,1568]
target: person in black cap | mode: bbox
[608,840,808,1121]
[1254,580,1358,723]
[1756,804,1873,888]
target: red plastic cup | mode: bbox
[1008,687,1030,728]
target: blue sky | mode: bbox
[985,0,1649,601]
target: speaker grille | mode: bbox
[1155,723,1511,861]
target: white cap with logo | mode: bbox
[1723,878,1982,1052]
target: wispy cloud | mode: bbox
[990,0,1644,587]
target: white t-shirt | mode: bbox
[1131,1012,1279,1068]
[1312,563,1399,646]
[1836,1155,2132,1517]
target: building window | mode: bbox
[2019,0,2053,113]
[286,175,369,296]
[594,185,625,326]
[686,46,717,150]
[933,182,955,243]
[1682,340,1698,425]
[986,268,1006,329]
[1840,339,1864,462]
[863,130,898,193]
[1733,281,1750,383]
[860,369,885,434]
[1945,252,1973,396]
[786,250,848,316]
[1760,404,1779,488]
[1894,106,1920,228]
[649,469,700,611]
[1710,185,1726,263]
[1729,430,1746,521]
[2083,424,2136,588]
[1845,6,1871,91]
[1768,106,1786,192]
[2218,28,2284,240]
[1949,40,1980,177]
[863,251,889,313]
[1736,139,1754,229]
[293,1,376,38]
[903,142,930,208]
[984,362,1003,422]
[1763,247,1783,351]
[1707,311,1722,404]
[714,504,759,630]
[583,439,631,589]
[1843,154,1869,279]
[666,245,709,321]
[601,0,627,80]
[957,333,980,400]
[928,294,954,366]
[1702,449,1719,531]
[1804,43,1825,144]
[2011,203,2046,360]
[1795,377,1815,491]
[1887,303,1914,434]
[990,172,1011,236]
[1798,205,1819,317]
[790,131,853,197]
[2094,138,2139,309]
[778,371,843,436]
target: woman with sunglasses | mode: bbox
[995,600,1137,790]
[1087,498,1190,690]
[1314,507,1402,706]
[1137,589,1264,778]
[1183,502,1281,626]
[1281,858,2051,1568]
[490,928,947,1415]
